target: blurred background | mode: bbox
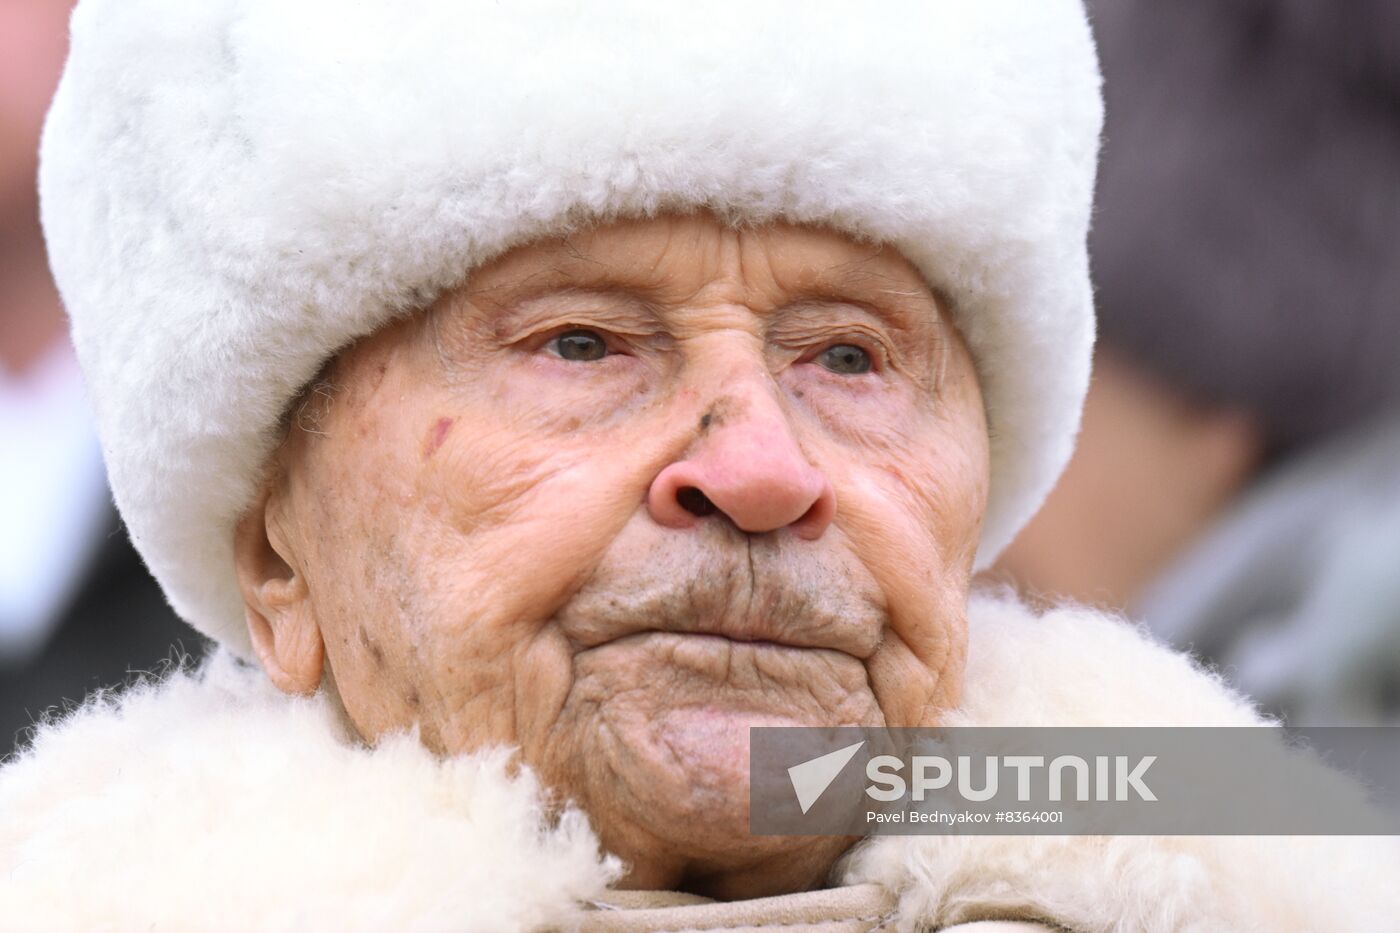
[997,0,1400,725]
[2,0,1397,755]
[1,0,204,757]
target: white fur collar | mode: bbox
[2,592,1396,931]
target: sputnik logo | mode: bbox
[788,741,866,814]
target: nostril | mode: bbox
[676,486,718,517]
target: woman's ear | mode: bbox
[233,482,325,695]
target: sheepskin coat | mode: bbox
[2,591,1397,932]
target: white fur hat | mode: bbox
[41,0,1102,656]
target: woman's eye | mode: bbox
[816,343,872,375]
[552,328,609,362]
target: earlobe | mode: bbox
[233,487,325,695]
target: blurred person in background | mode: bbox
[998,0,1400,725]
[0,0,201,755]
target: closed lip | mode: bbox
[569,618,880,661]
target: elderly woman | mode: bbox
[2,1,1397,930]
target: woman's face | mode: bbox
[234,212,990,897]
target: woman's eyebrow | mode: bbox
[472,285,661,340]
[461,261,660,311]
[825,257,942,305]
[780,267,946,335]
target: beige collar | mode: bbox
[568,883,1053,932]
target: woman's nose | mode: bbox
[647,395,836,540]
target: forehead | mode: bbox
[457,213,942,317]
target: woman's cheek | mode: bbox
[488,353,659,433]
[780,363,929,452]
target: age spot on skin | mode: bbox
[358,624,386,667]
[698,397,742,434]
[423,416,455,459]
[365,362,390,396]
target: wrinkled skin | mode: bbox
[234,213,989,898]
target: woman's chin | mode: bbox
[584,704,827,867]
[596,713,858,898]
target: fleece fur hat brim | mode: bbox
[41,0,1103,656]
